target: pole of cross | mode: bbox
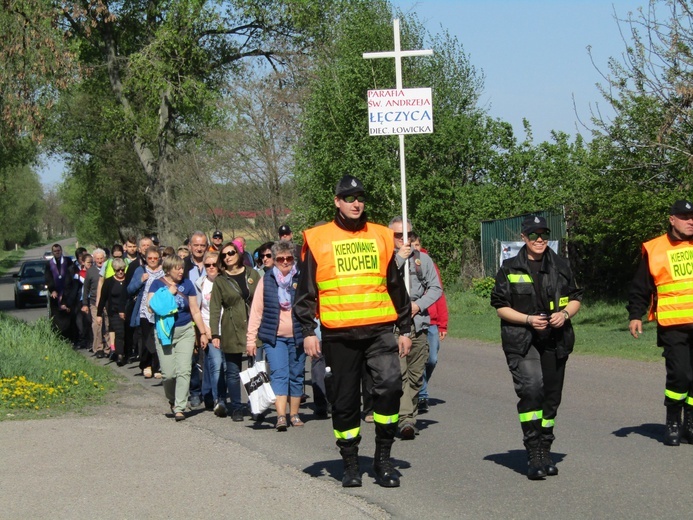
[363,18,433,291]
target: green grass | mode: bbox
[447,289,663,363]
[0,249,24,275]
[0,314,117,420]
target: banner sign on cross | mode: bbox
[368,88,433,136]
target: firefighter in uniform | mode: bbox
[294,175,412,488]
[491,215,582,479]
[628,199,693,446]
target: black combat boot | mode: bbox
[373,438,400,488]
[683,406,693,444]
[525,439,547,480]
[338,437,362,487]
[664,406,682,446]
[540,426,558,476]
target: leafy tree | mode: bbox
[0,164,44,248]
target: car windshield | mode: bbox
[21,263,45,277]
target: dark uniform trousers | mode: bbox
[659,327,693,409]
[323,333,402,444]
[505,340,567,444]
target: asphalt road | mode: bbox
[2,244,692,519]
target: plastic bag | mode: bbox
[240,360,276,415]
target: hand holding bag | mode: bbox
[240,360,276,415]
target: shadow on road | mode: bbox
[302,455,411,482]
[484,449,566,476]
[612,423,664,443]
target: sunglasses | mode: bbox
[342,195,366,203]
[527,232,550,241]
[146,256,159,260]
[222,250,237,258]
[393,232,405,239]
[204,263,217,268]
[115,268,125,273]
[275,256,294,264]
[261,253,272,259]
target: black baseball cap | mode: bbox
[670,200,693,215]
[521,215,550,235]
[278,225,292,237]
[212,230,223,239]
[335,175,365,197]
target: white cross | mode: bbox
[363,19,433,292]
[363,18,433,90]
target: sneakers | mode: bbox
[417,398,429,413]
[399,423,417,440]
[189,395,202,408]
[95,351,105,359]
[213,400,227,418]
[231,409,244,422]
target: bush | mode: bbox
[471,276,495,298]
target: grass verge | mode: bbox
[447,289,663,363]
[0,314,117,420]
[0,249,25,275]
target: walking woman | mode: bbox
[210,241,261,422]
[97,258,129,366]
[128,246,164,378]
[147,255,207,421]
[490,215,582,480]
[196,250,227,417]
[247,241,306,431]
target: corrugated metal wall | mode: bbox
[480,209,566,277]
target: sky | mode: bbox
[38,0,642,186]
[389,0,640,140]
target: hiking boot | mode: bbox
[373,439,400,487]
[339,444,362,488]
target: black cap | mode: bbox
[212,230,223,239]
[521,215,550,235]
[149,234,160,245]
[335,175,365,197]
[670,200,693,215]
[278,225,292,237]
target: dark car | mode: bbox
[14,260,48,308]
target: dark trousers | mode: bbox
[505,343,568,442]
[323,333,402,438]
[139,320,160,373]
[311,353,329,413]
[658,326,693,408]
[108,313,126,358]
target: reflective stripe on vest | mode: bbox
[687,396,693,406]
[665,388,687,401]
[372,412,398,425]
[643,235,693,326]
[508,274,533,283]
[334,427,360,440]
[518,410,543,423]
[305,222,397,329]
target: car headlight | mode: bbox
[19,284,33,291]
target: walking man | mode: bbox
[294,175,412,488]
[628,199,693,446]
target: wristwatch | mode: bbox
[401,332,412,338]
[563,310,570,320]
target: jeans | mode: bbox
[419,325,440,400]
[223,353,243,413]
[202,343,226,403]
[189,348,202,400]
[263,336,305,397]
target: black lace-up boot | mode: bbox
[664,406,682,446]
[337,436,362,487]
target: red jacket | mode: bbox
[421,248,448,332]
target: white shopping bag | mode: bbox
[240,360,276,415]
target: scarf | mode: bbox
[141,266,165,322]
[273,265,296,310]
[49,256,69,300]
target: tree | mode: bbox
[0,164,44,248]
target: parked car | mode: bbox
[14,260,48,309]
[43,251,53,261]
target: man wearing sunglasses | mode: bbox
[294,174,413,489]
[628,199,693,447]
[491,215,582,480]
[388,216,442,442]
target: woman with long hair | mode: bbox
[210,241,260,422]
